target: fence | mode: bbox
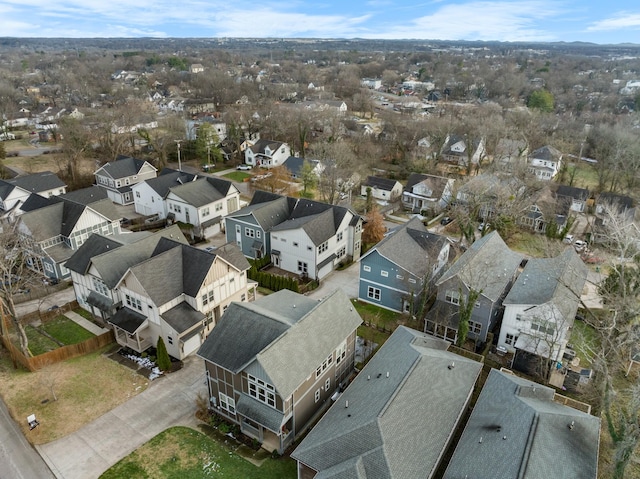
[19,300,79,323]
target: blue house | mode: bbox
[358,217,450,313]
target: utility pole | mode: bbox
[175,140,182,171]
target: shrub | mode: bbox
[156,337,172,371]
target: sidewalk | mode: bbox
[37,356,207,479]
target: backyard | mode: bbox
[100,426,297,479]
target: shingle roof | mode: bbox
[198,289,362,399]
[444,369,600,479]
[96,155,154,179]
[64,234,125,274]
[531,145,562,161]
[404,173,451,198]
[249,138,284,155]
[59,186,108,206]
[362,217,448,278]
[0,180,15,201]
[282,156,319,177]
[7,171,66,193]
[138,169,197,196]
[363,176,400,191]
[108,307,147,334]
[161,302,205,334]
[437,231,522,302]
[19,193,52,212]
[292,326,482,478]
[168,176,233,207]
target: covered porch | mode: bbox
[108,307,152,352]
[236,394,293,454]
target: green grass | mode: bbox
[24,325,60,355]
[42,315,95,345]
[569,313,602,369]
[73,308,95,321]
[351,299,401,328]
[100,426,296,479]
[223,171,251,182]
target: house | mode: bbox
[65,225,188,321]
[361,78,382,89]
[455,173,525,220]
[16,189,122,280]
[197,288,363,454]
[225,192,363,280]
[591,192,637,243]
[189,63,205,74]
[528,145,562,180]
[425,231,522,344]
[555,185,590,213]
[94,155,158,205]
[444,369,600,479]
[132,169,197,219]
[402,173,455,213]
[164,177,241,239]
[441,135,485,167]
[292,326,483,479]
[493,138,528,172]
[359,217,450,313]
[110,238,251,359]
[244,139,291,168]
[6,171,67,198]
[498,247,588,365]
[282,156,323,180]
[519,186,568,234]
[595,192,635,218]
[360,176,403,203]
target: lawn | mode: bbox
[351,299,401,329]
[42,315,95,344]
[506,231,561,258]
[73,307,96,321]
[0,345,149,444]
[223,171,252,182]
[24,324,60,355]
[100,426,297,479]
[569,318,599,369]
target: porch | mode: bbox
[108,307,152,353]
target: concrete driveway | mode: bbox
[306,261,360,301]
[37,356,207,479]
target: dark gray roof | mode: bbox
[86,291,114,311]
[108,307,147,334]
[7,171,66,193]
[65,234,124,274]
[0,180,15,201]
[96,155,154,180]
[444,369,600,479]
[139,169,197,196]
[282,156,319,177]
[211,242,251,272]
[198,289,362,398]
[404,173,451,198]
[19,193,52,212]
[236,394,284,433]
[363,176,400,191]
[362,217,448,278]
[437,231,522,302]
[229,195,291,231]
[531,145,562,161]
[249,138,284,155]
[555,185,589,201]
[292,326,483,478]
[161,302,205,335]
[18,202,64,240]
[59,186,108,205]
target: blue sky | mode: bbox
[1,0,639,44]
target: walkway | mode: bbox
[63,311,109,336]
[305,261,360,301]
[37,356,207,479]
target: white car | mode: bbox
[236,164,252,171]
[563,234,574,244]
[0,132,16,141]
[574,240,587,252]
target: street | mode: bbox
[0,397,54,479]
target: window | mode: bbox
[315,389,320,403]
[318,241,328,254]
[381,270,388,277]
[505,333,518,346]
[135,191,141,198]
[298,261,308,274]
[202,290,214,306]
[531,321,555,336]
[92,277,109,296]
[219,392,236,414]
[125,294,142,311]
[396,274,404,280]
[408,278,416,284]
[337,231,343,241]
[307,245,313,251]
[325,377,331,391]
[173,204,181,213]
[293,242,299,247]
[256,230,261,239]
[516,314,523,321]
[337,246,346,258]
[44,263,54,273]
[335,340,347,364]
[363,265,371,272]
[245,227,255,238]
[468,321,482,335]
[215,202,223,211]
[247,374,276,408]
[445,290,460,305]
[354,241,361,252]
[475,301,481,308]
[316,354,333,378]
[367,286,381,301]
[202,207,210,217]
[167,336,173,345]
[241,293,246,302]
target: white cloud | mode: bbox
[587,13,640,32]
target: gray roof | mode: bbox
[7,171,66,193]
[282,156,319,177]
[198,289,362,399]
[236,394,284,433]
[65,234,125,274]
[161,302,205,335]
[249,138,284,155]
[59,186,108,205]
[108,307,147,334]
[504,247,588,321]
[138,169,197,196]
[437,231,523,302]
[404,173,451,198]
[96,155,154,180]
[444,369,600,479]
[531,145,562,161]
[18,202,64,240]
[168,176,233,207]
[210,242,251,272]
[228,195,291,231]
[0,180,16,201]
[292,326,483,478]
[362,217,448,278]
[362,176,400,191]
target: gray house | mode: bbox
[425,231,522,344]
[292,326,483,479]
[444,369,600,479]
[402,173,455,213]
[358,217,450,313]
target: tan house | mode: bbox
[197,288,362,453]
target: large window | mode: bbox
[316,354,333,378]
[202,290,214,306]
[531,321,555,336]
[335,340,347,364]
[245,227,255,238]
[318,241,329,254]
[445,290,460,305]
[92,277,109,296]
[367,286,381,301]
[505,333,518,346]
[219,392,236,414]
[247,374,276,408]
[298,261,308,274]
[468,321,482,335]
[125,294,142,311]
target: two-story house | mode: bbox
[425,231,522,344]
[0,172,67,220]
[16,189,122,280]
[165,177,241,238]
[244,139,291,168]
[359,217,450,314]
[292,326,483,479]
[498,247,588,366]
[441,135,485,167]
[94,155,158,205]
[197,288,362,454]
[402,173,455,214]
[131,169,197,218]
[110,239,251,359]
[555,185,590,214]
[65,225,187,322]
[360,176,403,203]
[528,145,562,181]
[444,369,600,479]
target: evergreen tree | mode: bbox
[156,337,172,372]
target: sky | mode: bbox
[1,0,640,44]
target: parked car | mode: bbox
[236,164,252,170]
[574,240,587,252]
[478,222,491,231]
[201,164,215,172]
[440,216,453,226]
[563,234,574,244]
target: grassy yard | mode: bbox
[351,299,401,329]
[42,315,95,344]
[73,307,95,321]
[100,426,297,479]
[223,171,251,182]
[505,231,561,257]
[0,345,148,444]
[569,318,599,369]
[24,325,60,355]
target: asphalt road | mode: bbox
[0,397,54,479]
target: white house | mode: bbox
[360,176,403,203]
[131,169,197,219]
[402,173,455,213]
[244,139,291,168]
[528,145,562,181]
[95,155,158,205]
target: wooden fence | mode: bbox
[19,300,80,324]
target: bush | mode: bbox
[156,337,172,371]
